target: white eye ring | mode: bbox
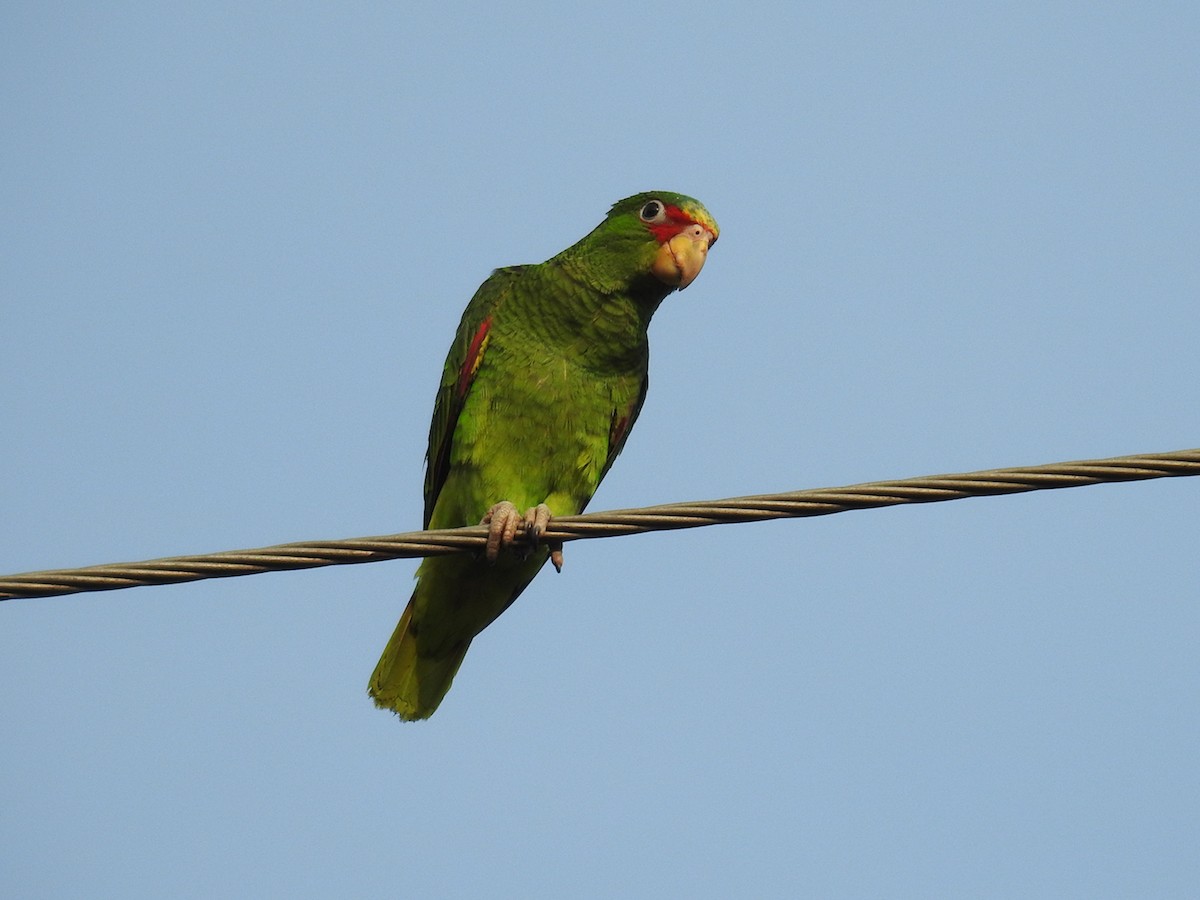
[639,200,668,224]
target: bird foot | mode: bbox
[481,501,564,571]
[481,501,522,561]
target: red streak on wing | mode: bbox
[646,204,697,243]
[457,316,493,397]
[609,411,631,454]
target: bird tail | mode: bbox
[367,593,471,721]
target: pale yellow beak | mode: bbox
[650,224,715,289]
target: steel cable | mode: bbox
[2,448,1197,601]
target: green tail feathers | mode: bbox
[370,550,547,719]
[368,596,471,721]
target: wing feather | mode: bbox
[422,266,523,527]
[598,374,649,486]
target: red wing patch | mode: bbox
[457,316,493,398]
[609,411,630,454]
[610,390,644,455]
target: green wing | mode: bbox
[594,369,649,493]
[423,266,523,528]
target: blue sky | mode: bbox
[3,3,1198,897]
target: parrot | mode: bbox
[368,191,719,719]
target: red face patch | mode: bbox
[645,204,698,244]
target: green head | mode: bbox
[555,191,719,295]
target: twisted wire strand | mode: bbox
[2,448,1197,601]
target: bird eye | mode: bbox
[639,200,668,224]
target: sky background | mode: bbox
[2,3,1198,897]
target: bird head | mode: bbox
[559,192,719,295]
[614,192,719,290]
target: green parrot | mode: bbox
[369,191,719,719]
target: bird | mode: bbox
[369,192,719,719]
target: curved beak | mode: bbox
[651,224,716,290]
